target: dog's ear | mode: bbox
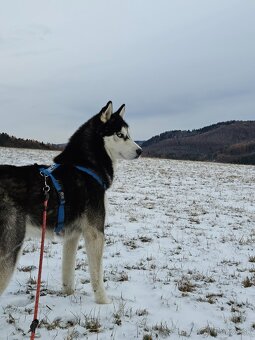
[100,101,113,123]
[116,104,125,118]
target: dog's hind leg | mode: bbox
[83,222,111,304]
[0,255,19,294]
[62,232,81,295]
[0,206,25,295]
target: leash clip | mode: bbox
[40,172,50,193]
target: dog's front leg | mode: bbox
[83,224,111,304]
[62,232,81,295]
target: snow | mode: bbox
[0,147,255,339]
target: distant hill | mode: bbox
[142,121,255,165]
[0,133,62,150]
[2,121,255,165]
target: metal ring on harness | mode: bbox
[40,171,50,193]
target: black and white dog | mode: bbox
[0,102,142,304]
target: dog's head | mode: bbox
[99,101,142,161]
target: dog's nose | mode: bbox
[136,148,142,157]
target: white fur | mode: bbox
[82,219,111,304]
[62,232,81,295]
[104,127,141,161]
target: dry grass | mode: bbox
[197,325,218,337]
[152,322,172,337]
[242,276,255,288]
[177,277,196,293]
[248,255,255,263]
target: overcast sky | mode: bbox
[0,0,255,143]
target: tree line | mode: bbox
[0,133,60,150]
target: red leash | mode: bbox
[29,182,50,339]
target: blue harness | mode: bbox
[39,163,106,234]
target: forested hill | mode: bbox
[2,121,255,164]
[142,121,255,165]
[0,132,61,150]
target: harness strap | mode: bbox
[39,164,65,234]
[75,165,107,190]
[38,164,106,234]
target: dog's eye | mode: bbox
[116,132,125,139]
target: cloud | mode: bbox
[0,0,254,142]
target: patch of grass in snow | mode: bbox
[112,298,134,327]
[112,312,122,326]
[6,313,16,325]
[177,277,196,294]
[22,243,38,254]
[124,258,147,271]
[17,265,36,272]
[227,299,250,310]
[237,231,255,245]
[26,276,37,285]
[187,270,216,283]
[123,237,139,249]
[248,255,255,263]
[106,266,129,282]
[197,325,218,337]
[116,271,129,282]
[230,313,245,324]
[178,326,195,337]
[129,216,138,222]
[221,259,241,266]
[64,329,81,340]
[75,259,87,270]
[242,276,255,288]
[84,314,101,333]
[152,322,172,337]
[136,309,149,317]
[80,278,90,284]
[197,293,223,305]
[138,235,153,243]
[38,312,101,335]
[39,316,80,330]
[105,234,116,246]
[143,335,153,340]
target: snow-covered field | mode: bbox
[0,147,255,340]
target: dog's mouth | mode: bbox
[118,152,137,160]
[118,152,127,159]
[136,148,142,158]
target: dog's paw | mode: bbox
[95,294,112,304]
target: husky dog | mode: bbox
[0,102,142,304]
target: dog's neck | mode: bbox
[54,141,114,190]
